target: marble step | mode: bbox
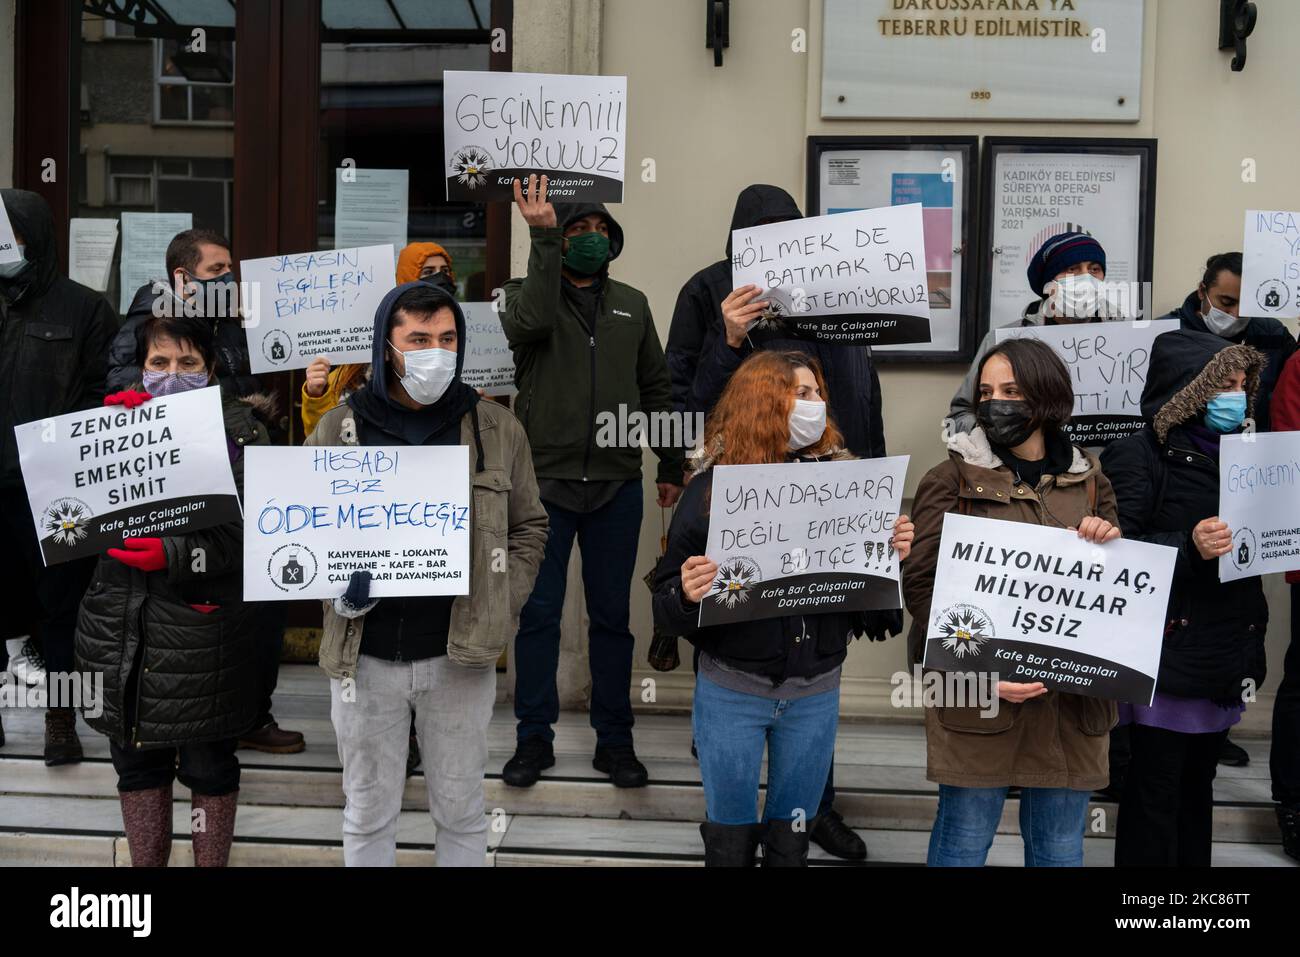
[0,755,1283,845]
[0,797,1293,868]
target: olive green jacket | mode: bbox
[306,400,548,677]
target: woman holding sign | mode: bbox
[904,337,1123,867]
[74,314,273,867]
[652,350,913,866]
[1101,329,1268,867]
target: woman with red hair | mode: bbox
[652,350,913,866]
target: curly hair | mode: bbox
[702,350,844,466]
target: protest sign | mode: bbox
[1240,209,1300,320]
[729,204,931,346]
[243,446,471,601]
[14,387,240,566]
[240,244,393,374]
[995,318,1179,444]
[1218,432,1300,582]
[698,457,908,626]
[69,218,119,291]
[120,212,191,313]
[0,198,22,264]
[460,301,516,397]
[443,70,626,203]
[923,513,1175,705]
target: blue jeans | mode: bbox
[692,670,839,825]
[513,480,642,747]
[927,784,1091,866]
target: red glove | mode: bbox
[104,390,152,409]
[107,537,167,572]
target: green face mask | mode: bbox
[562,231,610,275]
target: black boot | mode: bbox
[762,818,810,867]
[44,707,83,766]
[1218,736,1250,767]
[593,744,649,788]
[1278,804,1300,863]
[810,808,867,861]
[502,736,555,788]
[699,821,765,867]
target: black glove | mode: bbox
[855,609,904,642]
[341,569,372,612]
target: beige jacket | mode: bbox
[306,400,548,677]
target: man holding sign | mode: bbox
[302,282,548,867]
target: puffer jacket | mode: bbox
[903,426,1121,789]
[74,387,273,749]
[1099,329,1268,701]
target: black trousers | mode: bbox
[1115,723,1228,867]
[1271,584,1300,806]
[251,602,289,728]
[0,487,96,682]
[110,737,240,796]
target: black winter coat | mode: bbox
[653,463,870,684]
[1165,291,1295,432]
[107,283,261,398]
[74,387,272,749]
[1100,329,1268,701]
[0,190,119,489]
[664,185,887,459]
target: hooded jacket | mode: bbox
[665,185,886,459]
[1164,290,1295,432]
[1100,329,1268,701]
[500,202,683,485]
[107,282,260,398]
[0,190,119,489]
[903,425,1120,789]
[74,385,274,749]
[306,281,549,674]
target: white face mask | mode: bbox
[1043,272,1112,320]
[1202,295,1248,338]
[788,398,827,451]
[390,341,457,405]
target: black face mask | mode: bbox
[977,399,1037,448]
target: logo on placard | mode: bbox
[450,146,492,190]
[262,330,292,366]
[1255,279,1289,313]
[266,543,318,593]
[934,603,994,659]
[710,557,762,610]
[1231,527,1257,572]
[41,497,93,548]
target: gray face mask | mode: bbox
[0,244,29,281]
[1203,295,1248,338]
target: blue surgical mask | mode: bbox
[1204,391,1247,433]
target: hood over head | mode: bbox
[396,241,455,285]
[724,184,802,258]
[551,202,624,262]
[0,188,59,298]
[1142,328,1265,443]
[368,280,467,409]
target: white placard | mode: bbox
[443,70,626,203]
[821,0,1143,121]
[995,318,1178,445]
[1218,432,1300,582]
[68,218,119,291]
[13,387,240,566]
[119,212,192,313]
[335,169,408,255]
[243,445,470,601]
[729,204,931,346]
[460,301,516,397]
[0,199,20,264]
[1240,209,1300,320]
[699,456,908,626]
[240,244,394,374]
[988,152,1142,331]
[923,513,1176,705]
